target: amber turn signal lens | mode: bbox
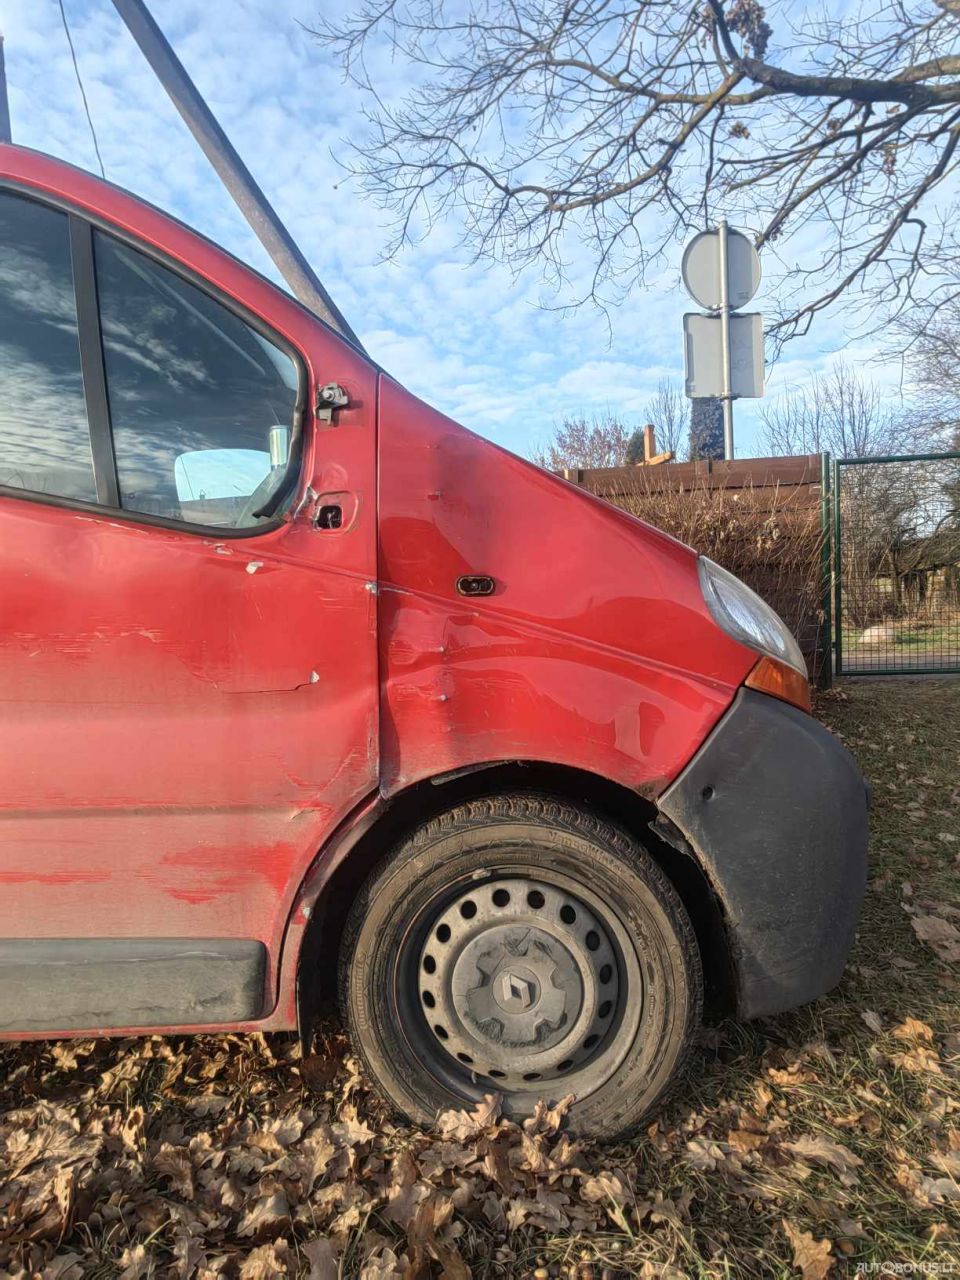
[744,655,812,713]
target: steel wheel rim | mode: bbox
[396,868,644,1099]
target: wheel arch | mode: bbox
[294,760,737,1043]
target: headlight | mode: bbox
[698,556,806,674]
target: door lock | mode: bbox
[315,504,343,530]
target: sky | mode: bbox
[0,0,918,460]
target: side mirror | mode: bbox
[268,425,290,471]
[175,448,271,504]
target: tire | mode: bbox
[338,793,702,1140]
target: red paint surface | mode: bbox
[376,378,755,796]
[0,146,757,1039]
[0,145,381,1026]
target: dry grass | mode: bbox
[1,681,958,1279]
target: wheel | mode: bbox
[339,794,702,1139]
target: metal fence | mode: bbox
[833,453,960,676]
[561,454,829,679]
[558,449,960,681]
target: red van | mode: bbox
[0,145,867,1138]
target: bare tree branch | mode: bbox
[644,377,689,457]
[532,414,634,469]
[759,361,938,456]
[314,0,960,349]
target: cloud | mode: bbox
[1,0,913,462]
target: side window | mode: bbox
[94,232,300,528]
[0,193,97,501]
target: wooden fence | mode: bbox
[560,454,822,505]
[558,455,828,680]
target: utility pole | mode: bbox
[109,0,364,352]
[681,224,763,459]
[0,32,12,144]
[717,219,734,460]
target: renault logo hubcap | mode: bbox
[493,967,539,1012]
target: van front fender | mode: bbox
[657,689,869,1018]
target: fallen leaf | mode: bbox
[302,1236,342,1280]
[18,1166,77,1243]
[835,1218,866,1240]
[300,1054,342,1091]
[38,1253,85,1280]
[436,1093,501,1142]
[894,1163,960,1210]
[892,1017,935,1042]
[782,1135,863,1187]
[932,1151,960,1177]
[187,1094,231,1117]
[727,1127,767,1152]
[383,1148,426,1229]
[683,1138,729,1171]
[239,1239,292,1278]
[151,1144,194,1198]
[516,1130,556,1176]
[329,1106,376,1150]
[359,1248,405,1280]
[237,1180,291,1239]
[120,1105,146,1153]
[580,1171,632,1229]
[768,1064,816,1086]
[889,1045,942,1075]
[908,910,960,964]
[925,1222,956,1244]
[522,1093,575,1136]
[915,1175,960,1206]
[783,1218,834,1279]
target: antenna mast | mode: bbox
[109,0,364,351]
[0,32,12,143]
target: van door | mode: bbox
[0,190,378,1033]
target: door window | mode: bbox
[0,193,96,501]
[94,233,300,528]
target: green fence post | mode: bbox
[833,458,843,676]
[819,452,833,689]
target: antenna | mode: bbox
[0,32,12,144]
[109,0,364,352]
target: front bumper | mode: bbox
[658,688,868,1018]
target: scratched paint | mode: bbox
[0,146,382,1025]
[0,145,765,1041]
[376,377,756,798]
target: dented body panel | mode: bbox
[0,145,380,1032]
[376,378,756,798]
[0,146,863,1039]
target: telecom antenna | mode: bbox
[0,32,12,144]
[109,0,364,351]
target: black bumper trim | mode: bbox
[658,689,868,1018]
[0,938,266,1032]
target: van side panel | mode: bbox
[0,146,381,1035]
[376,377,756,797]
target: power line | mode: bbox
[57,0,105,178]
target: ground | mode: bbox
[1,681,958,1279]
[841,612,960,673]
